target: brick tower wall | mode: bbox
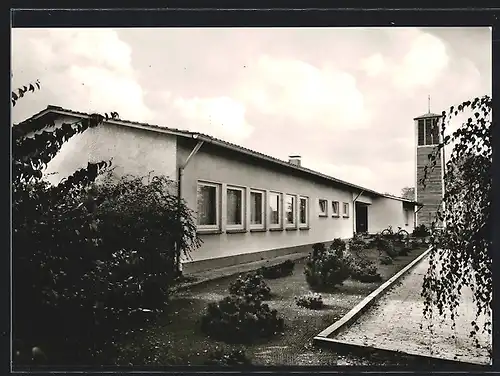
[416,146,443,228]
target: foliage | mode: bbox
[258,259,295,279]
[304,240,352,291]
[200,295,284,343]
[228,272,271,301]
[401,186,415,201]
[371,234,398,259]
[11,79,40,106]
[12,82,201,365]
[380,255,393,265]
[295,293,324,310]
[398,243,411,257]
[420,95,492,341]
[350,258,382,283]
[113,332,183,366]
[412,224,430,238]
[204,347,252,366]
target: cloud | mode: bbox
[237,55,368,130]
[392,29,449,90]
[173,96,254,141]
[361,53,385,77]
[11,28,152,123]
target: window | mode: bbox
[197,182,220,230]
[269,192,282,229]
[318,199,328,217]
[418,120,425,146]
[226,186,245,230]
[418,118,440,146]
[342,202,349,217]
[299,196,308,228]
[404,208,410,226]
[285,194,296,227]
[331,201,340,217]
[250,190,265,229]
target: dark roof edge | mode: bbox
[17,105,420,205]
[413,112,443,120]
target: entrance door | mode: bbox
[355,203,368,234]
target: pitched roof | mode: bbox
[413,112,442,120]
[16,105,420,205]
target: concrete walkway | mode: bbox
[332,255,492,365]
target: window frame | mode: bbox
[250,189,265,230]
[226,185,246,231]
[318,198,328,217]
[299,196,309,228]
[285,194,297,229]
[268,191,283,230]
[342,202,350,218]
[331,200,340,217]
[196,181,221,231]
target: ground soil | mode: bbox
[115,245,430,366]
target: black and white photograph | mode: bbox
[10,11,493,370]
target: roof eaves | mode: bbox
[20,105,391,198]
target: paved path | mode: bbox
[333,256,492,365]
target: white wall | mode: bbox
[368,196,415,233]
[179,141,356,263]
[35,115,178,185]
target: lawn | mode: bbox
[113,242,429,366]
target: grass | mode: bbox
[115,243,429,366]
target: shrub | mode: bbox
[204,347,251,366]
[304,241,352,291]
[350,258,382,283]
[377,237,398,259]
[228,273,271,301]
[13,171,201,365]
[348,235,367,257]
[295,293,324,309]
[200,295,284,343]
[412,224,430,238]
[311,242,328,259]
[399,244,411,256]
[259,259,295,279]
[380,255,393,265]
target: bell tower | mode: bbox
[414,96,445,228]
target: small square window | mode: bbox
[331,201,340,217]
[319,199,328,217]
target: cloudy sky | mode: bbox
[11,27,491,195]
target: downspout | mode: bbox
[176,135,204,275]
[352,190,364,236]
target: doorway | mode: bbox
[355,202,369,234]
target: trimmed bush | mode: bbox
[204,347,251,366]
[350,258,382,283]
[295,293,324,309]
[259,259,295,279]
[412,224,430,238]
[200,295,284,343]
[399,244,411,256]
[228,273,271,301]
[304,239,352,291]
[380,255,393,265]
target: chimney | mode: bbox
[288,155,301,166]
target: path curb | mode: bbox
[314,246,432,340]
[314,336,488,367]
